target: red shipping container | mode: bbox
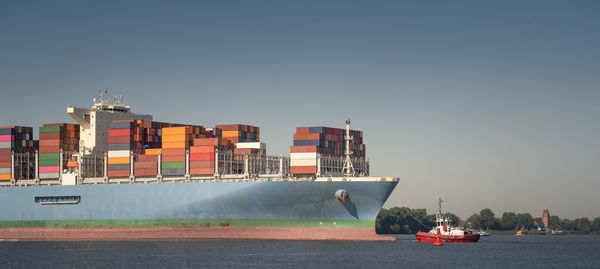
[108,170,130,177]
[293,133,321,141]
[108,136,133,144]
[189,160,213,168]
[134,169,157,177]
[0,148,11,155]
[190,146,216,154]
[290,146,319,153]
[161,148,186,156]
[190,168,215,175]
[39,146,60,153]
[39,139,61,147]
[0,161,11,168]
[0,155,11,162]
[162,155,185,162]
[39,132,61,140]
[290,166,317,174]
[108,129,133,137]
[190,153,214,161]
[134,162,158,169]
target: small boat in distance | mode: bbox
[515,228,528,236]
[480,230,491,237]
[415,198,480,243]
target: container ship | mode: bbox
[0,91,398,241]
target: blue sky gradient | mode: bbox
[1,0,599,218]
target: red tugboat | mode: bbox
[415,198,480,243]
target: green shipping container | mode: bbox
[39,153,60,161]
[39,126,63,133]
[39,159,60,166]
[161,162,185,169]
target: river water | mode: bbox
[1,235,598,268]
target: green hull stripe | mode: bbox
[0,218,374,228]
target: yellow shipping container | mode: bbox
[162,142,189,149]
[222,131,240,137]
[108,157,130,164]
[0,174,11,180]
[145,148,162,155]
[162,134,192,143]
[162,127,191,136]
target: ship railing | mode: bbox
[4,150,372,185]
[80,154,105,180]
[318,155,369,177]
[6,152,37,186]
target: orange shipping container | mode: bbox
[290,166,317,174]
[290,146,319,153]
[190,168,215,175]
[108,157,130,165]
[193,138,220,146]
[162,126,192,136]
[0,174,11,180]
[296,127,310,134]
[190,146,216,154]
[108,170,130,177]
[293,133,321,141]
[144,148,162,155]
[162,135,192,143]
[162,142,190,149]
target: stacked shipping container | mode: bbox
[38,123,79,179]
[161,126,202,176]
[0,126,36,181]
[107,121,144,178]
[216,124,260,143]
[290,126,365,175]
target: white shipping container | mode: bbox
[236,142,266,150]
[0,142,11,148]
[290,159,317,166]
[290,152,318,160]
[39,172,60,179]
[108,150,131,158]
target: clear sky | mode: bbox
[1,0,599,219]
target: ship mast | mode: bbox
[437,197,444,215]
[343,119,355,177]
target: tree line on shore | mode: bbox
[376,207,600,234]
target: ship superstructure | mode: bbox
[67,90,152,155]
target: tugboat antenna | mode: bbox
[437,198,444,215]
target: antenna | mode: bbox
[342,118,355,177]
[437,198,444,215]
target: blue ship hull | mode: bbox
[0,181,397,228]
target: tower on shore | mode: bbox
[542,209,550,231]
